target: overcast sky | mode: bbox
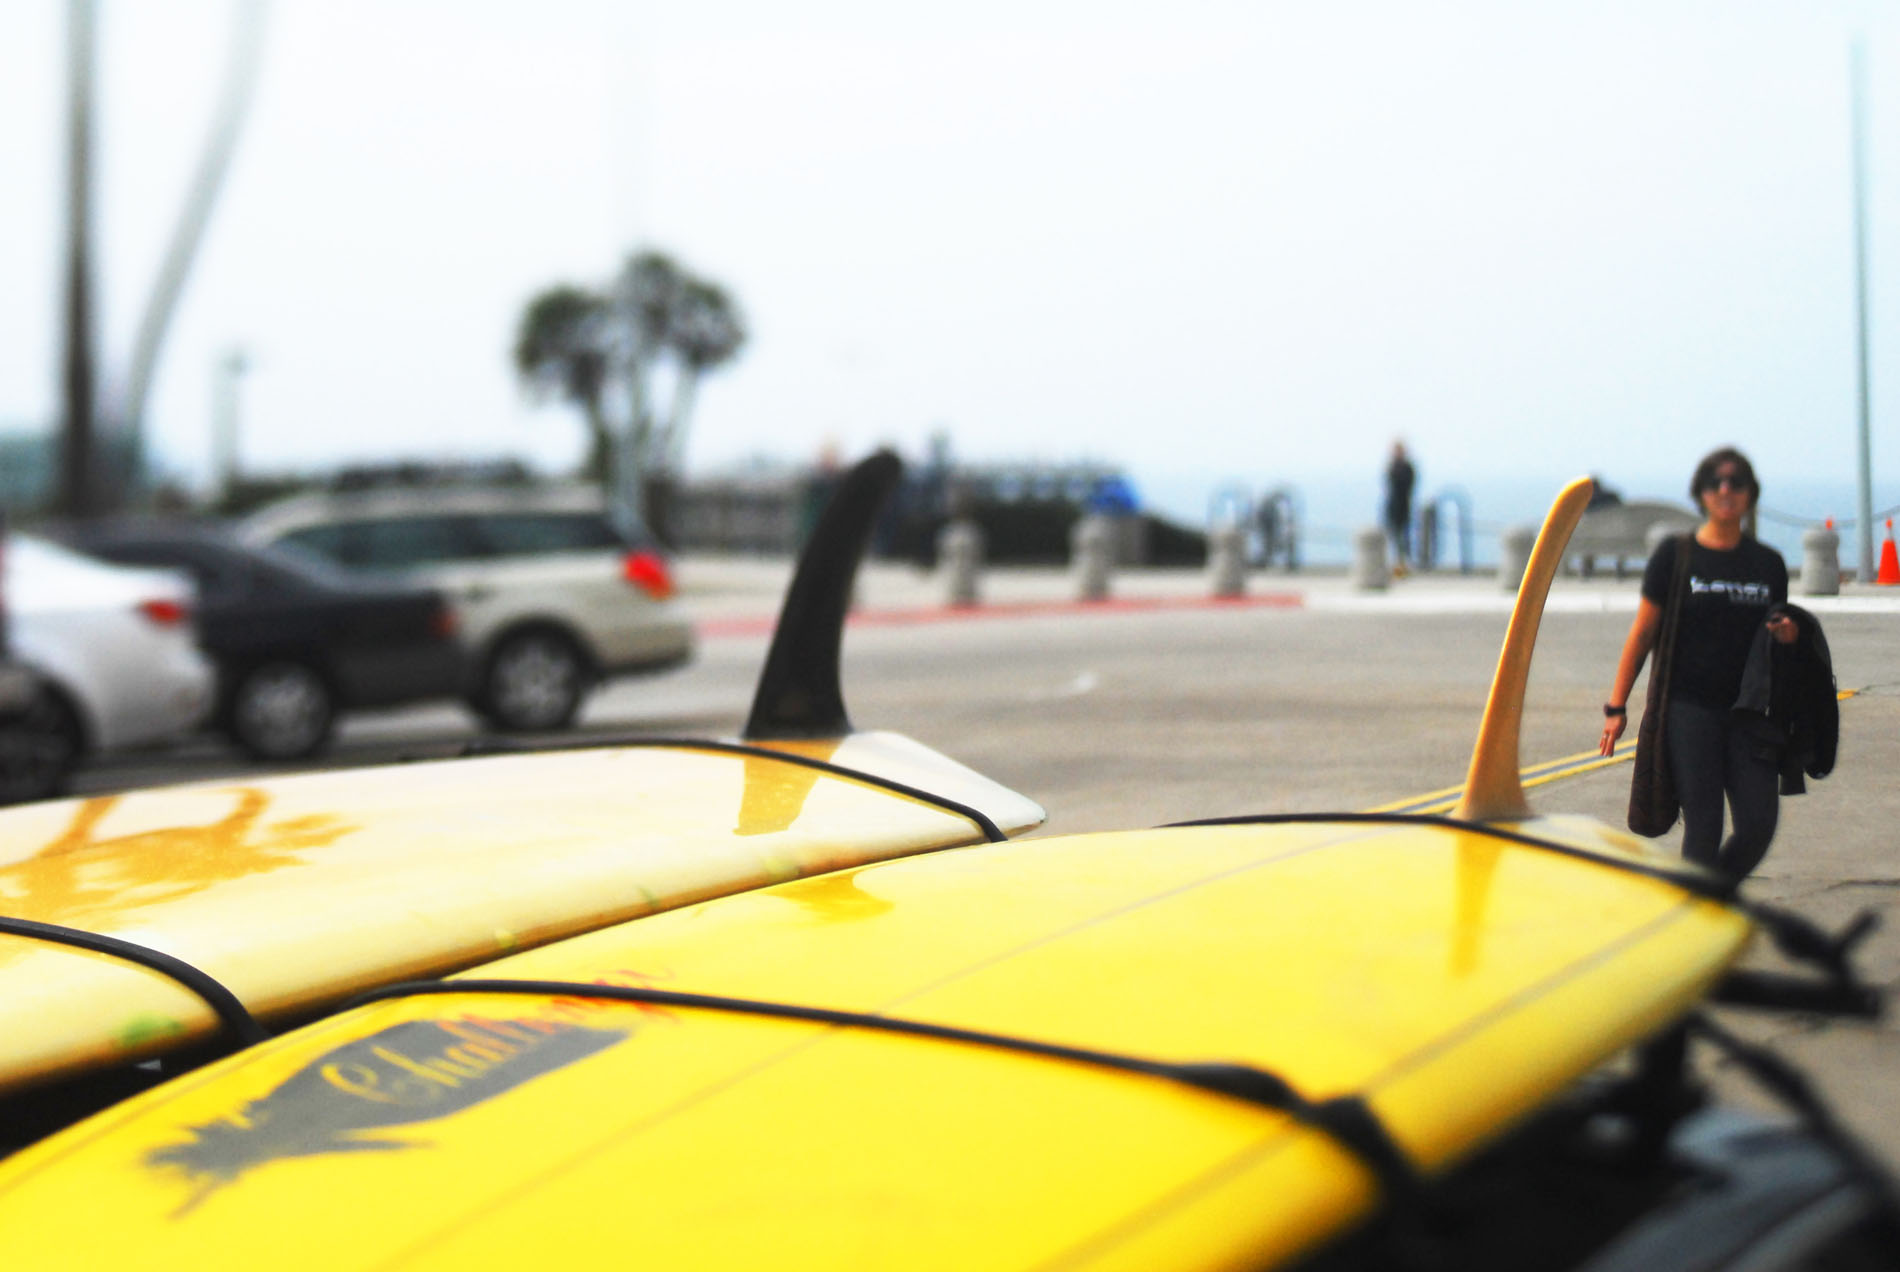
[2,0,1895,520]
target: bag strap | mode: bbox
[1646,533,1694,712]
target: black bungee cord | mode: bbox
[455,734,1009,843]
[341,976,1423,1208]
[0,915,268,1051]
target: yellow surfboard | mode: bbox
[0,812,1752,1270]
[0,730,1043,1095]
[3,471,1830,1266]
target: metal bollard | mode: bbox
[1351,527,1389,591]
[1071,514,1114,601]
[938,519,984,606]
[1207,523,1246,598]
[1498,525,1537,591]
[1802,526,1841,596]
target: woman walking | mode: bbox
[1599,448,1799,878]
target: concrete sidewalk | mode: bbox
[675,552,1900,629]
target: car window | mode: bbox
[357,516,484,567]
[248,541,354,590]
[239,558,314,597]
[473,512,624,557]
[276,524,355,566]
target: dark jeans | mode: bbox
[1666,698,1782,879]
[1385,512,1411,565]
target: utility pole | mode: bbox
[118,1,270,492]
[1851,37,1876,581]
[57,0,98,519]
[212,347,250,506]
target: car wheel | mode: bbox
[478,630,586,731]
[226,661,335,761]
[0,689,81,805]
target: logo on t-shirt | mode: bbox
[1689,575,1772,605]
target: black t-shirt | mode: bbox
[1385,459,1415,517]
[1641,535,1788,709]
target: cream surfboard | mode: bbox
[0,452,1043,1096]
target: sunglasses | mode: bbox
[1704,473,1747,493]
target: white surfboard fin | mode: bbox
[1453,477,1596,822]
[743,450,902,741]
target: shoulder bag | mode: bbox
[1628,534,1693,837]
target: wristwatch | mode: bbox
[1603,704,1627,718]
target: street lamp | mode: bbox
[213,347,251,507]
[1850,37,1876,582]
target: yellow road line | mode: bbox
[1368,741,1637,816]
[1373,687,1861,817]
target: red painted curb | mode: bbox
[696,591,1305,639]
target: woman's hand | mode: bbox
[1767,612,1799,645]
[1604,599,1659,757]
[1599,711,1627,756]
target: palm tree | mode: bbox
[657,278,747,472]
[608,251,684,489]
[514,250,747,537]
[513,285,612,479]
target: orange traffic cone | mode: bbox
[1877,518,1900,586]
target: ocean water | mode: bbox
[1137,471,1900,574]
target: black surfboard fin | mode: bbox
[742,450,903,741]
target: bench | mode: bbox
[1566,500,1698,579]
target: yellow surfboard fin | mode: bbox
[1453,477,1595,822]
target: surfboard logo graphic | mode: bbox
[145,1009,633,1210]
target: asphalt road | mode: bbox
[70,585,1900,1170]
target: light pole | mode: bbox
[1850,37,1876,580]
[56,0,97,519]
[212,347,251,507]
[119,1,270,479]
